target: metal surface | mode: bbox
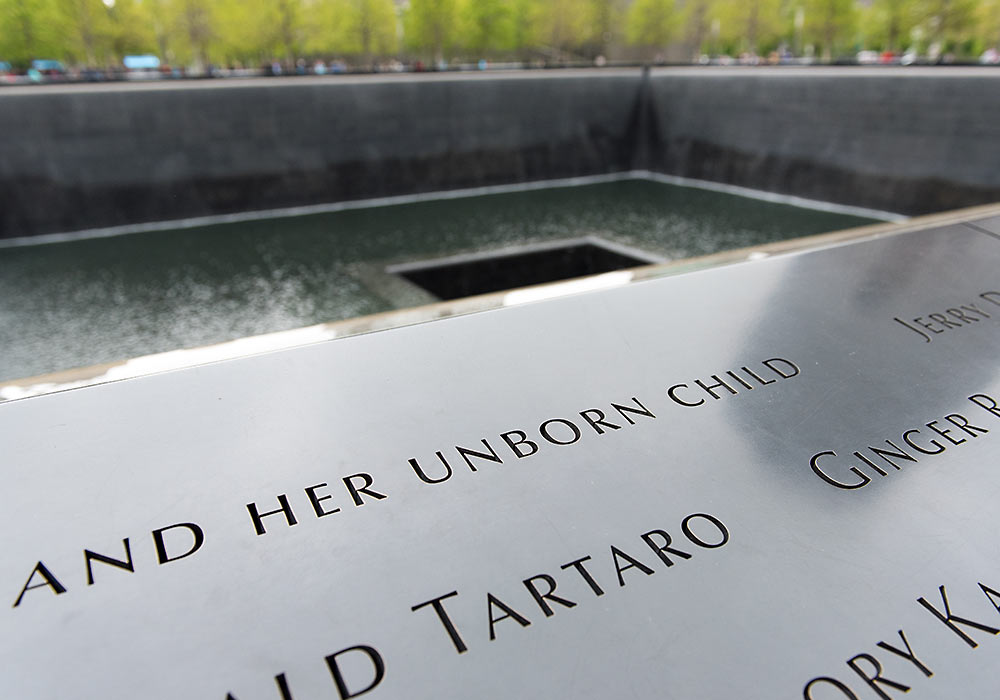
[2,220,1000,699]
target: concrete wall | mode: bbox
[3,68,1000,238]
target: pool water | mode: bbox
[0,179,877,381]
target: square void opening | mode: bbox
[388,237,661,300]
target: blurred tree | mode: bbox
[713,0,783,55]
[174,0,216,67]
[405,0,457,63]
[509,0,541,60]
[141,0,174,64]
[209,0,308,66]
[625,0,678,59]
[213,0,275,65]
[863,0,921,52]
[802,0,856,59]
[579,0,622,58]
[310,0,397,62]
[7,0,1000,68]
[459,0,514,56]
[348,0,399,60]
[976,0,1000,50]
[106,0,155,61]
[274,0,304,62]
[919,0,976,51]
[681,0,715,58]
[0,0,61,64]
[57,0,112,65]
[538,0,593,59]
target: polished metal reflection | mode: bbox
[1,220,999,699]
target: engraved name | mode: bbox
[893,290,1000,343]
[804,578,1000,699]
[410,512,730,655]
[809,393,1000,490]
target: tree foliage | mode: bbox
[802,0,858,59]
[0,0,63,64]
[864,0,922,51]
[1,0,999,70]
[404,0,456,62]
[625,0,678,54]
[458,0,513,54]
[976,0,1000,50]
[713,0,784,54]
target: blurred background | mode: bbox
[1,0,1000,81]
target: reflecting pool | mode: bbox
[0,179,878,381]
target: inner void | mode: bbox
[389,238,660,300]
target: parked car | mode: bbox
[0,61,28,84]
[29,59,67,81]
[124,54,163,80]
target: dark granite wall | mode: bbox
[3,69,1000,238]
[645,72,1000,216]
[0,74,643,238]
